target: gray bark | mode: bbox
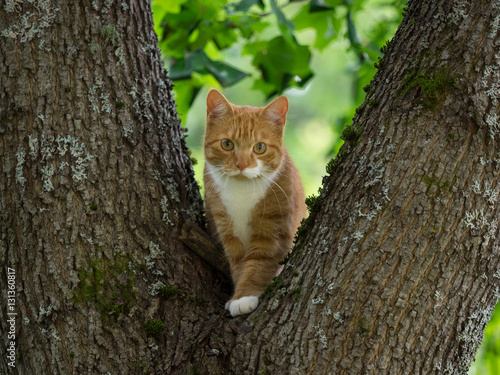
[224,1,500,374]
[0,1,219,374]
[1,0,499,375]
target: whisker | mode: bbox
[259,176,283,217]
[251,177,257,203]
[255,178,267,219]
[184,163,226,194]
[263,175,290,205]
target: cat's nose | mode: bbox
[236,162,248,171]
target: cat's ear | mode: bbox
[261,96,289,127]
[207,89,231,118]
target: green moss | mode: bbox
[263,274,283,298]
[402,5,408,17]
[189,365,201,375]
[292,275,305,301]
[422,175,451,196]
[186,148,198,166]
[252,309,267,324]
[159,285,178,299]
[144,319,165,338]
[357,317,371,334]
[188,295,206,305]
[64,87,71,93]
[69,351,75,358]
[368,99,379,107]
[340,123,363,145]
[89,204,98,211]
[401,67,458,110]
[100,24,120,47]
[305,194,321,216]
[116,99,126,108]
[380,39,392,55]
[422,175,438,187]
[132,360,150,374]
[89,43,100,54]
[73,252,136,321]
[294,217,309,247]
[325,150,347,176]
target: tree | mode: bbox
[1,0,499,374]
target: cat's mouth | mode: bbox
[223,162,263,180]
[226,169,260,180]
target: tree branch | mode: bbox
[180,220,230,277]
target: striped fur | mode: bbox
[203,89,307,317]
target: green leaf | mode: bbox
[169,58,192,81]
[205,60,249,87]
[151,0,187,37]
[294,5,340,50]
[152,0,185,15]
[346,11,362,48]
[169,50,208,80]
[270,0,295,41]
[346,11,368,62]
[229,13,266,39]
[247,36,313,95]
[228,0,264,13]
[309,0,333,12]
[251,78,278,99]
[169,50,248,88]
[170,79,202,124]
[267,37,311,75]
[211,21,239,50]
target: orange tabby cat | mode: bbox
[203,89,307,317]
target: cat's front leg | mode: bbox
[227,245,284,317]
[217,231,248,313]
[220,233,245,284]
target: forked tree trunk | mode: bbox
[1,0,499,374]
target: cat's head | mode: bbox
[204,89,289,180]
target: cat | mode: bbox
[203,89,307,317]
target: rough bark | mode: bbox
[0,1,226,374]
[1,0,499,375]
[220,1,500,374]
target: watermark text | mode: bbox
[6,267,16,367]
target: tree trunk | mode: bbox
[1,0,499,375]
[0,1,225,374]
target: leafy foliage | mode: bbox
[152,0,405,119]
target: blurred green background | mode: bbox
[151,0,500,372]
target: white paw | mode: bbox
[228,296,259,317]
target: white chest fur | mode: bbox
[207,163,270,249]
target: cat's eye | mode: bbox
[221,139,234,151]
[253,142,266,154]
